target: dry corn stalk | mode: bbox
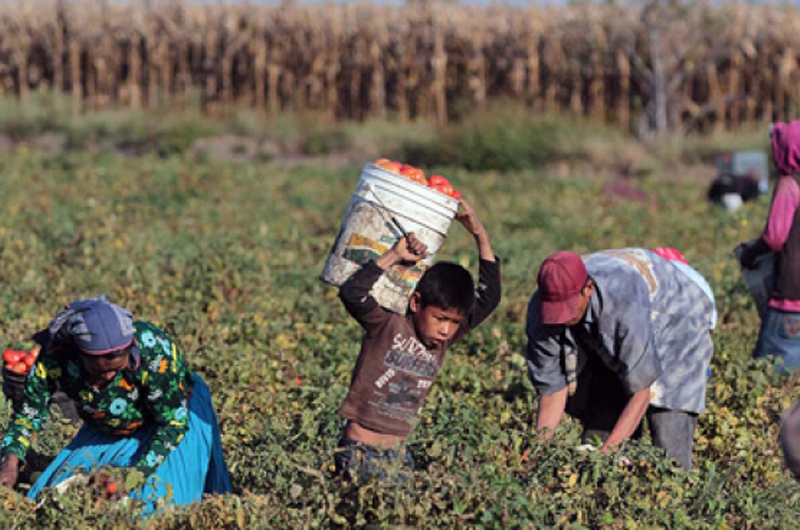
[0,0,799,132]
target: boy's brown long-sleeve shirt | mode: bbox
[338,258,501,437]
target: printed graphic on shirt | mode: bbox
[374,368,396,388]
[365,333,439,426]
[385,377,423,405]
[384,349,438,377]
[595,248,659,297]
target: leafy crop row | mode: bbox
[0,146,797,527]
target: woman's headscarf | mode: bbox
[33,296,140,368]
[771,121,800,176]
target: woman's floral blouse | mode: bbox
[1,321,195,477]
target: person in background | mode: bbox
[707,170,763,213]
[526,248,716,470]
[335,198,500,481]
[739,121,800,370]
[0,296,231,514]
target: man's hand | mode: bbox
[536,387,568,440]
[0,454,19,489]
[600,385,652,452]
[375,232,428,270]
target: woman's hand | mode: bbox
[0,454,20,489]
[738,238,772,270]
[1,366,26,404]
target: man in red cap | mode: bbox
[526,248,716,469]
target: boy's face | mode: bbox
[409,293,466,349]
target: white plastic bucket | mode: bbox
[321,163,459,313]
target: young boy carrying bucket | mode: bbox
[335,198,500,480]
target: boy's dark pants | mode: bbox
[567,356,698,470]
[334,438,414,482]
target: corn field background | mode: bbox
[6,3,800,527]
[2,1,800,138]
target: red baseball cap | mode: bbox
[537,251,589,325]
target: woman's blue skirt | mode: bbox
[28,373,232,514]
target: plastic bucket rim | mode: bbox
[361,164,460,211]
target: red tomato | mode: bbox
[451,190,462,199]
[106,481,118,495]
[432,183,454,196]
[400,165,427,185]
[22,355,35,368]
[29,347,40,358]
[375,159,402,173]
[3,350,22,365]
[9,362,28,375]
[429,174,450,187]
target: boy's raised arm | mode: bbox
[456,198,501,328]
[456,198,495,263]
[338,260,385,321]
[339,234,428,325]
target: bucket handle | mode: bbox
[363,183,413,241]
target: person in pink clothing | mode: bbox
[739,121,800,369]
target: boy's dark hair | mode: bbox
[414,261,474,315]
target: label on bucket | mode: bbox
[342,232,427,290]
[342,233,391,263]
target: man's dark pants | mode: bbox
[566,356,698,470]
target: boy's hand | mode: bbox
[456,198,495,262]
[404,233,428,258]
[376,232,427,269]
[394,233,427,261]
[456,198,487,239]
